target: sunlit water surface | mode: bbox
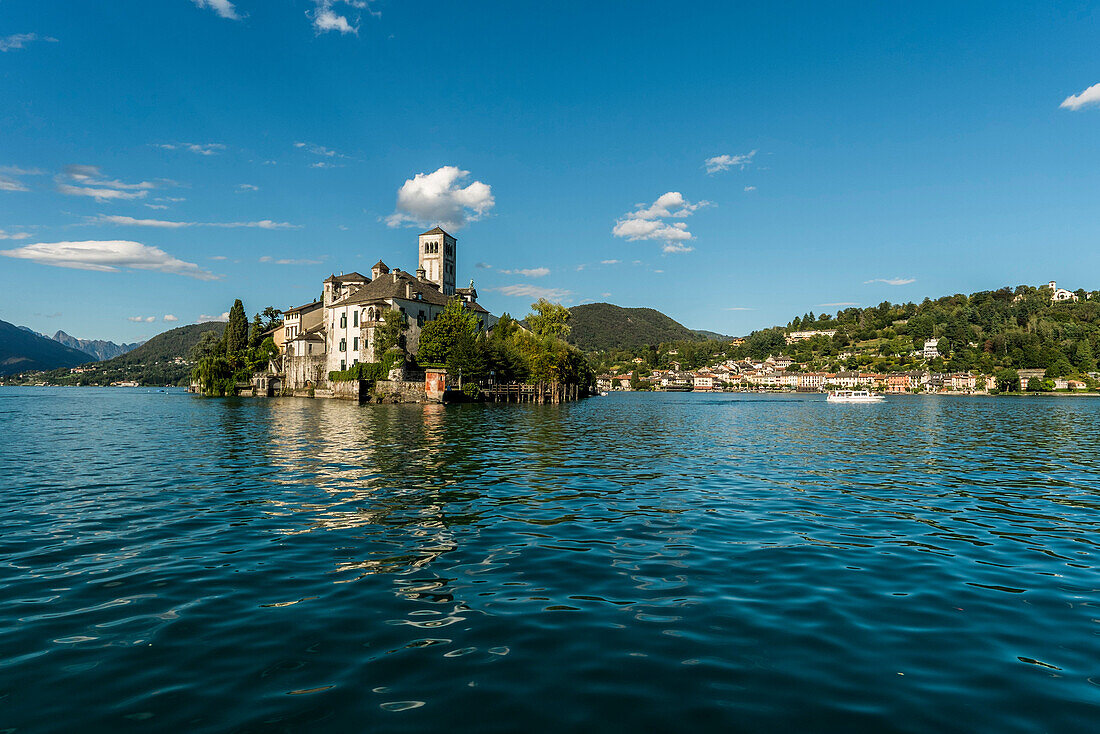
[2,387,1099,732]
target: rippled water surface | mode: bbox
[2,387,1099,732]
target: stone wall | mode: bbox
[331,379,364,402]
[368,379,432,404]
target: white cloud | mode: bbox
[310,161,341,169]
[56,165,159,202]
[58,184,148,202]
[0,240,220,280]
[209,255,228,260]
[237,183,259,191]
[600,259,620,265]
[310,1,376,34]
[475,262,492,269]
[0,33,57,52]
[386,165,495,230]
[259,256,325,265]
[191,0,240,20]
[496,284,573,301]
[744,186,756,192]
[1060,82,1100,111]
[613,192,708,253]
[0,166,45,192]
[198,312,230,323]
[601,292,612,298]
[144,204,169,210]
[128,316,156,323]
[163,314,179,322]
[294,141,344,158]
[724,307,755,311]
[818,302,860,307]
[498,267,550,278]
[864,277,915,286]
[705,150,756,175]
[661,242,694,253]
[89,215,299,229]
[0,229,31,240]
[156,142,226,156]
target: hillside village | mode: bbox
[598,280,1100,395]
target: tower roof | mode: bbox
[371,260,389,272]
[420,226,453,237]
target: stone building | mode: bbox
[281,227,489,389]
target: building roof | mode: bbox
[371,260,389,272]
[324,272,369,284]
[283,299,322,315]
[334,270,451,308]
[420,226,453,237]
[289,322,326,342]
[332,268,492,315]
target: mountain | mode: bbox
[5,321,227,386]
[568,303,723,352]
[0,319,95,375]
[52,330,141,361]
[106,322,225,367]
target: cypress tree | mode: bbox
[225,299,248,355]
[249,313,264,349]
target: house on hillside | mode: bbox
[1046,281,1079,303]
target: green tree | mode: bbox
[249,313,264,349]
[373,309,408,360]
[224,299,249,355]
[417,297,479,365]
[1027,377,1043,392]
[526,298,571,339]
[449,330,487,384]
[1073,339,1096,372]
[190,330,223,362]
[1046,358,1074,378]
[260,306,283,331]
[995,368,1020,392]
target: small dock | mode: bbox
[479,382,586,403]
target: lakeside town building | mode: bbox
[280,227,490,390]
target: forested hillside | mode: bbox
[755,284,1100,376]
[591,284,1100,382]
[5,322,227,386]
[568,303,717,351]
[108,323,226,366]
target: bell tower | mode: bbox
[418,226,457,296]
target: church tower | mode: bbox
[418,226,457,296]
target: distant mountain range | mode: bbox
[1,320,94,376]
[52,330,142,361]
[567,303,728,352]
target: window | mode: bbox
[340,314,347,329]
[308,344,312,354]
[341,360,346,371]
[417,311,425,326]
[353,337,359,352]
[352,310,358,327]
[339,338,346,352]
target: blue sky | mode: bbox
[1,1,1098,343]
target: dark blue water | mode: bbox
[2,387,1098,732]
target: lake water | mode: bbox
[2,387,1099,732]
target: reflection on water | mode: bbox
[1,388,1099,733]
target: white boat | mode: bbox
[826,390,884,403]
